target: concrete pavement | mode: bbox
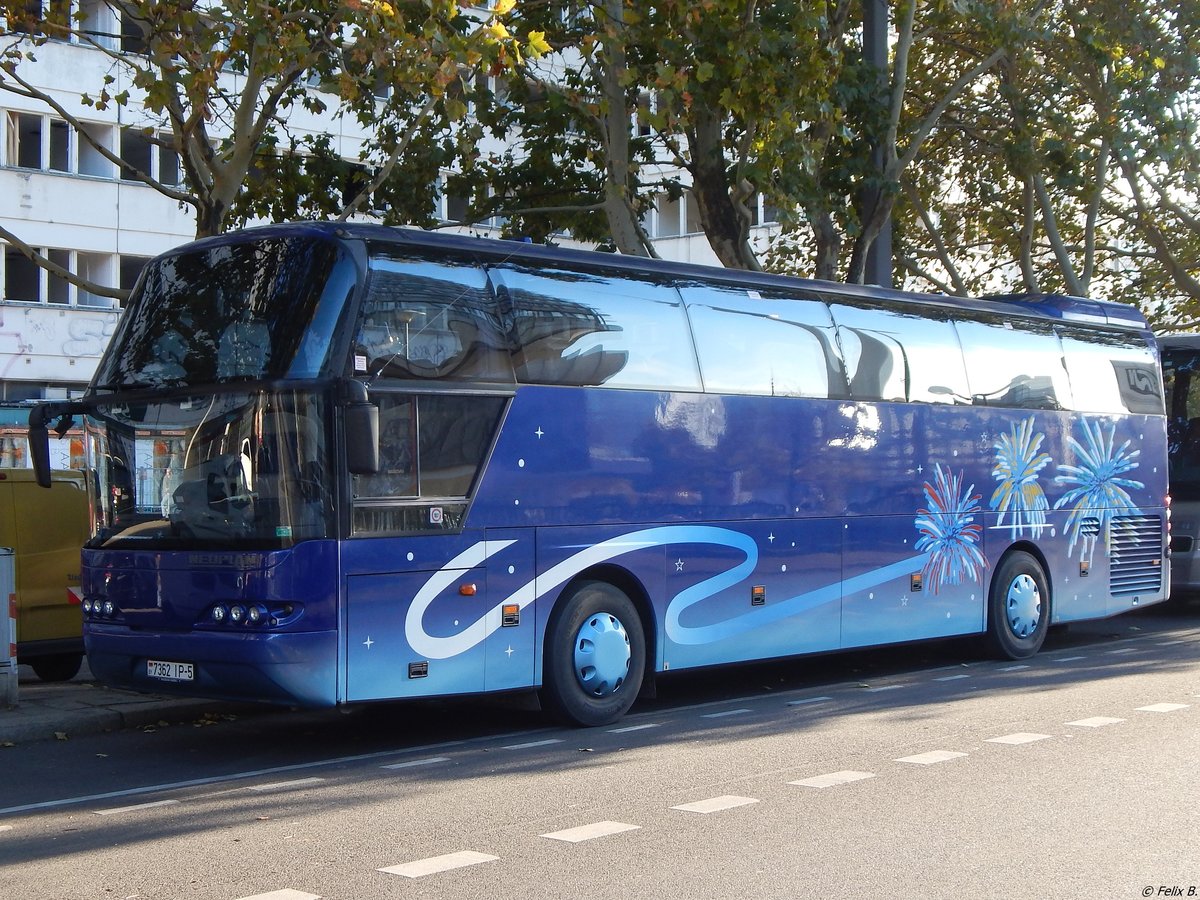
[0,662,253,746]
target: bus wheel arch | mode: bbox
[540,570,650,727]
[985,546,1051,660]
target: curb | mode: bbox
[0,697,248,746]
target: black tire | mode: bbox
[29,653,83,683]
[985,551,1050,660]
[541,580,645,727]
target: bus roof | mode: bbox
[1157,333,1200,350]
[169,221,1153,333]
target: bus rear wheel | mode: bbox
[986,551,1050,660]
[541,580,645,728]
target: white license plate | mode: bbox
[147,659,194,682]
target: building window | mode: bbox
[120,126,153,181]
[78,122,113,177]
[120,255,149,297]
[119,3,148,53]
[6,112,41,169]
[3,247,40,303]
[2,245,118,308]
[76,252,112,307]
[47,248,70,304]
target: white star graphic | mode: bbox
[675,558,685,572]
[363,636,374,649]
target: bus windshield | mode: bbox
[93,235,353,390]
[86,389,333,549]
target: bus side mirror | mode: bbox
[343,381,379,475]
[27,405,56,488]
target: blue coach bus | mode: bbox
[28,223,1169,726]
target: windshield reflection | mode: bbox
[88,390,332,548]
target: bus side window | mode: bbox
[955,316,1071,410]
[678,284,846,399]
[355,395,417,499]
[492,265,702,391]
[358,255,513,384]
[826,302,967,404]
[1059,326,1163,415]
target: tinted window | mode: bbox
[827,301,969,403]
[95,236,348,389]
[1060,327,1162,415]
[357,254,513,383]
[351,391,505,535]
[680,284,846,398]
[1164,343,1200,495]
[955,317,1071,410]
[491,266,700,390]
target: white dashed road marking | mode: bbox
[790,771,876,789]
[672,795,759,814]
[787,696,833,706]
[1051,656,1087,662]
[1000,664,1031,672]
[248,778,325,793]
[502,739,564,751]
[381,757,450,770]
[986,733,1052,745]
[541,821,641,843]
[934,674,970,682]
[607,723,661,734]
[94,799,179,816]
[379,851,499,878]
[863,684,905,693]
[1068,717,1125,727]
[235,890,322,900]
[702,708,752,719]
[896,750,968,765]
[1137,703,1190,713]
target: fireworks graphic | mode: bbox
[990,417,1052,538]
[1053,419,1144,561]
[915,464,987,593]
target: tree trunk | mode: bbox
[688,108,761,270]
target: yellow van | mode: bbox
[0,469,90,681]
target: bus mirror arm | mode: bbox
[27,403,80,489]
[341,380,380,475]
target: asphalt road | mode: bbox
[1,604,1198,900]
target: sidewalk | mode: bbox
[0,662,252,746]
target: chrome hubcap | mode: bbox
[572,612,631,698]
[1005,573,1042,639]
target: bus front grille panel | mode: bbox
[1109,515,1164,596]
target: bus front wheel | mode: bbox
[541,581,645,727]
[986,551,1050,660]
